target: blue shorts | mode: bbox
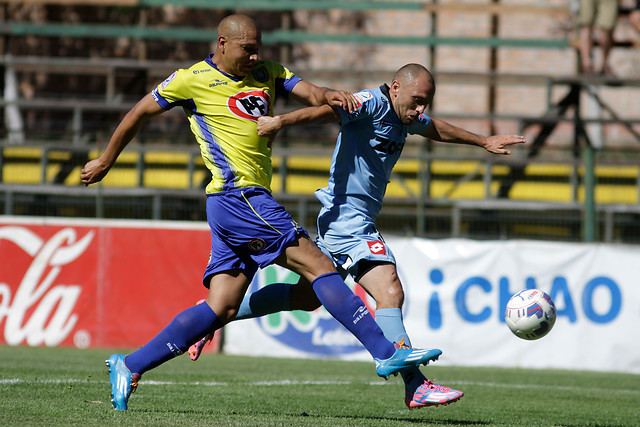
[202,186,308,287]
[316,208,395,281]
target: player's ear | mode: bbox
[218,35,227,52]
[390,80,400,96]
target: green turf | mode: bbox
[1,346,638,426]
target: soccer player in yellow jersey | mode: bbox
[81,14,443,411]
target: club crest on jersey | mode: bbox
[251,66,269,83]
[228,90,270,121]
[248,238,266,252]
[367,241,386,255]
[161,72,177,90]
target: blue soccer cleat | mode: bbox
[105,354,138,410]
[374,340,442,379]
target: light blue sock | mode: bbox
[375,308,411,345]
[375,308,426,392]
[235,283,292,320]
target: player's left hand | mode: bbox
[257,115,281,137]
[325,90,358,113]
[483,135,526,155]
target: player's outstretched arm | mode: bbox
[257,104,338,138]
[289,80,358,113]
[421,118,526,155]
[81,93,164,186]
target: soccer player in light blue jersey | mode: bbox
[82,16,444,411]
[190,63,525,409]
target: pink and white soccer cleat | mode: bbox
[188,332,214,361]
[188,299,213,361]
[405,379,464,409]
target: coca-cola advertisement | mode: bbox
[0,217,211,349]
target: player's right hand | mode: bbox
[326,90,358,113]
[80,158,110,186]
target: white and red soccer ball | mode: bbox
[505,289,557,340]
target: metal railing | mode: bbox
[1,141,639,243]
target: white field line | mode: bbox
[1,378,639,395]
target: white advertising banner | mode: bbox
[224,238,640,374]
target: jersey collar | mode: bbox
[379,83,401,122]
[205,54,243,82]
[380,83,391,101]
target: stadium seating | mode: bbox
[1,0,639,242]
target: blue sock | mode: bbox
[235,283,292,320]
[311,272,394,360]
[126,301,222,375]
[375,308,426,390]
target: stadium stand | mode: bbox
[1,0,639,242]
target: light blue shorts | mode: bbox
[316,209,395,281]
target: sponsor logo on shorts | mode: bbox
[367,241,386,255]
[248,238,266,252]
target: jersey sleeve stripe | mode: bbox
[151,88,170,109]
[282,75,301,92]
[152,88,197,112]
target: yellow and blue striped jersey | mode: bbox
[152,56,300,194]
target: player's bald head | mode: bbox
[217,14,261,41]
[393,63,435,96]
[213,14,261,76]
[389,64,435,124]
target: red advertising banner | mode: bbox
[0,217,212,349]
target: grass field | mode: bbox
[1,346,639,426]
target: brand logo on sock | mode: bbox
[166,342,183,356]
[367,241,386,255]
[352,305,370,325]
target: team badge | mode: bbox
[228,90,270,121]
[248,238,266,252]
[367,241,386,255]
[251,66,269,83]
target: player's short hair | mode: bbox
[394,64,433,84]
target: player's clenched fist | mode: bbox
[80,158,110,186]
[257,116,282,137]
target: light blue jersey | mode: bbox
[315,84,432,279]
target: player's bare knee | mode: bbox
[220,306,240,323]
[377,283,405,308]
[315,253,336,274]
[299,253,336,280]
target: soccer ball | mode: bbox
[505,289,556,340]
